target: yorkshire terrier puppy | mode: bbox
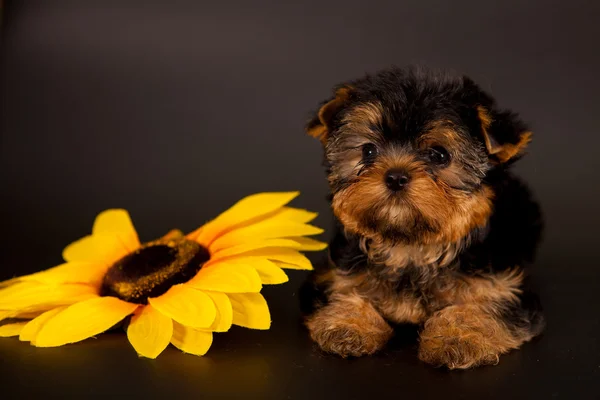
[301,67,544,369]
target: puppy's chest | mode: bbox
[368,240,463,271]
[366,266,451,324]
[365,243,469,318]
[360,245,524,324]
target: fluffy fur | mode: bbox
[302,67,544,369]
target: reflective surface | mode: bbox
[1,1,599,398]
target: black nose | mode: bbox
[385,169,410,191]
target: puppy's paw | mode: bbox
[418,331,500,369]
[418,305,518,369]
[305,296,393,358]
[308,318,391,357]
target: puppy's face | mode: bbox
[307,68,532,245]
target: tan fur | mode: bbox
[307,266,528,365]
[477,106,493,143]
[366,238,466,269]
[318,266,523,316]
[447,268,524,305]
[307,87,352,144]
[477,106,532,163]
[405,180,494,245]
[340,102,385,131]
[334,183,493,254]
[418,303,534,369]
[494,131,532,163]
[326,101,386,186]
[378,294,427,324]
[440,185,494,243]
[305,291,393,357]
[315,269,428,325]
[330,163,390,237]
[418,121,463,148]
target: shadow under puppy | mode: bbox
[301,67,544,369]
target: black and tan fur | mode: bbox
[301,67,544,369]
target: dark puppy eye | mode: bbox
[362,143,378,161]
[428,146,450,166]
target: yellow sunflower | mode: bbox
[0,192,326,358]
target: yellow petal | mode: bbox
[196,192,299,245]
[254,265,288,285]
[0,322,27,337]
[217,206,318,234]
[35,296,138,347]
[228,293,271,330]
[186,226,204,241]
[270,207,318,223]
[209,221,323,253]
[0,310,45,322]
[274,261,319,273]
[186,264,262,293]
[205,291,233,332]
[92,209,140,252]
[127,305,173,359]
[0,282,98,311]
[233,248,314,270]
[148,285,216,329]
[210,239,302,261]
[62,234,131,265]
[0,277,19,289]
[13,311,46,319]
[17,262,107,286]
[20,307,68,343]
[171,322,213,356]
[285,237,328,251]
[224,257,288,285]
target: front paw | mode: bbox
[418,331,500,369]
[305,300,393,358]
[418,306,514,369]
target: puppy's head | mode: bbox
[307,67,532,245]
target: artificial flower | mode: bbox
[0,192,326,358]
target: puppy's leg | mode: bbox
[418,273,544,369]
[305,292,393,357]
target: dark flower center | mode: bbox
[100,230,210,304]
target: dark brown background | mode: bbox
[1,1,599,399]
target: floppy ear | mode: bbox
[476,106,532,164]
[306,86,352,145]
